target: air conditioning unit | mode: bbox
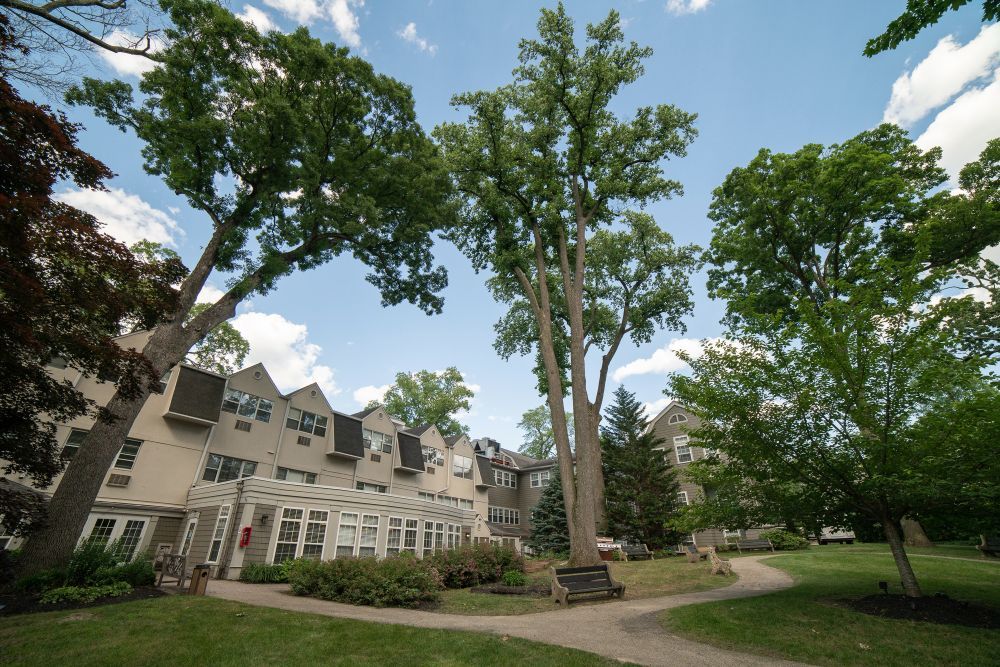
[107,474,131,487]
[370,453,381,463]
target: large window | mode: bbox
[403,518,418,554]
[358,515,379,557]
[180,517,197,556]
[452,455,473,480]
[272,508,328,562]
[221,388,273,423]
[287,408,328,436]
[113,438,142,470]
[668,413,688,424]
[84,517,146,559]
[674,436,693,464]
[61,428,89,461]
[530,470,551,488]
[488,506,520,525]
[356,482,387,494]
[302,510,328,560]
[274,508,303,563]
[117,519,145,559]
[677,491,689,506]
[436,494,473,510]
[423,520,435,553]
[276,467,317,484]
[447,524,461,549]
[494,469,516,488]
[207,505,231,563]
[202,454,257,483]
[422,445,444,466]
[336,512,358,557]
[386,517,403,556]
[363,429,393,453]
[88,518,116,545]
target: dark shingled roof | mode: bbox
[475,455,495,487]
[396,432,425,472]
[404,424,434,436]
[444,435,463,446]
[330,412,364,458]
[351,406,379,419]
[486,522,521,537]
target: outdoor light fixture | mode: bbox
[260,514,269,525]
[878,580,888,595]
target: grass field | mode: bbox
[434,555,733,615]
[0,596,623,667]
[661,545,1000,666]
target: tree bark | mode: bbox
[882,513,922,598]
[901,518,934,547]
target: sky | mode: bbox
[38,0,1000,450]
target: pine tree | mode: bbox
[601,386,683,549]
[526,469,571,555]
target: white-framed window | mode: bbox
[180,517,197,556]
[423,520,434,553]
[422,445,444,466]
[61,428,89,461]
[221,388,273,423]
[668,413,688,424]
[447,524,461,549]
[418,491,435,502]
[114,438,142,470]
[403,518,418,554]
[88,518,116,544]
[336,512,359,557]
[453,455,473,479]
[82,515,148,559]
[358,514,379,557]
[356,481,387,494]
[302,510,328,560]
[435,522,445,551]
[202,454,257,483]
[677,491,689,506]
[207,505,231,563]
[494,469,517,488]
[674,436,693,464]
[488,507,520,525]
[530,470,551,488]
[274,507,304,563]
[386,516,403,556]
[287,408,328,437]
[363,428,394,453]
[276,467,317,484]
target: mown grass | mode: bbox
[433,555,734,615]
[0,596,624,667]
[661,545,1000,666]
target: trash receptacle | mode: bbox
[189,564,210,596]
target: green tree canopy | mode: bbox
[864,0,999,56]
[368,367,474,438]
[517,404,573,460]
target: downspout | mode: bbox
[218,479,245,580]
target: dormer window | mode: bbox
[668,413,688,424]
[222,389,273,423]
[363,429,393,453]
[287,408,327,437]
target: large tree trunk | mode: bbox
[901,518,934,547]
[882,513,922,598]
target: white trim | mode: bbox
[302,508,329,560]
[334,510,360,558]
[273,505,305,563]
[80,512,150,559]
[206,504,232,564]
[674,435,693,464]
[357,513,380,557]
[677,491,689,506]
[180,516,198,556]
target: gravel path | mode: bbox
[207,555,803,666]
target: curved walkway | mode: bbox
[207,555,802,666]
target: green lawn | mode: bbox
[661,546,1000,666]
[434,556,734,615]
[0,596,623,667]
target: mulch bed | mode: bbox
[0,586,166,616]
[469,583,551,597]
[842,593,1000,629]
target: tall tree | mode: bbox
[526,468,570,555]
[368,367,474,438]
[864,0,999,56]
[0,16,182,534]
[517,404,572,460]
[18,0,456,574]
[671,126,999,597]
[435,4,698,565]
[600,386,682,550]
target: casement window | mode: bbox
[180,517,197,556]
[202,454,257,483]
[668,413,688,424]
[355,481,387,494]
[336,512,358,557]
[418,491,435,502]
[61,428,89,461]
[207,505,231,563]
[674,436,693,464]
[113,438,142,470]
[88,518,117,545]
[273,508,327,562]
[435,522,445,551]
[677,491,689,506]
[287,408,328,437]
[402,518,418,554]
[494,469,517,488]
[117,519,145,559]
[274,508,304,563]
[530,470,551,488]
[422,445,444,466]
[452,455,473,480]
[302,510,328,559]
[447,524,461,549]
[358,515,379,557]
[363,429,393,453]
[84,516,147,559]
[386,517,403,556]
[488,507,520,525]
[276,467,317,484]
[423,520,434,553]
[221,388,273,423]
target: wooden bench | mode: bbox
[978,535,1000,557]
[550,564,625,605]
[685,544,708,563]
[736,538,774,553]
[621,543,653,561]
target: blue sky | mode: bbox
[45,1,999,449]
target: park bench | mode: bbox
[685,544,708,563]
[550,563,625,605]
[621,543,653,561]
[978,535,1000,557]
[735,538,774,553]
[708,547,732,576]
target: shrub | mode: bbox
[501,569,528,587]
[240,562,290,584]
[16,567,67,594]
[761,529,810,550]
[91,560,156,587]
[65,539,122,586]
[423,543,524,589]
[39,581,132,605]
[288,554,442,608]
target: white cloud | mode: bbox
[665,0,711,16]
[883,24,1000,127]
[915,71,1000,180]
[230,311,338,396]
[260,0,362,47]
[237,5,280,32]
[329,0,363,48]
[612,337,719,382]
[196,284,226,304]
[96,30,164,77]
[353,383,390,407]
[262,0,321,23]
[55,187,182,247]
[642,397,673,420]
[397,22,437,55]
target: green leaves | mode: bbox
[370,367,474,438]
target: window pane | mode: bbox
[114,439,141,470]
[300,412,316,433]
[222,388,242,413]
[286,408,301,430]
[88,518,116,545]
[117,520,145,559]
[237,393,259,417]
[218,457,242,482]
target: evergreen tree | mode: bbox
[601,386,683,549]
[526,469,570,555]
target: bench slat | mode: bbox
[557,572,611,582]
[554,565,610,575]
